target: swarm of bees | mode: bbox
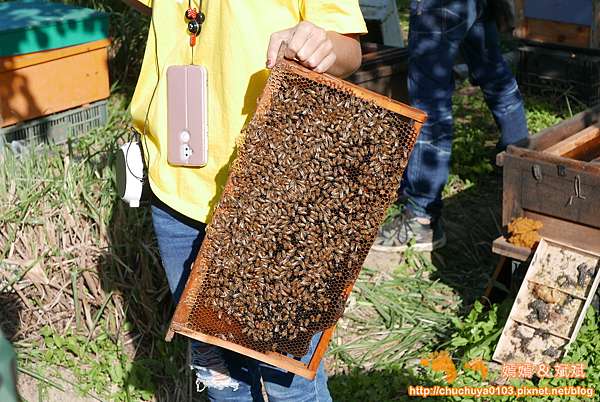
[184,63,420,356]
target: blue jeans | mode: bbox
[151,197,332,402]
[403,0,528,219]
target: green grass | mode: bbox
[410,304,600,402]
[19,324,185,401]
[396,0,410,41]
[330,300,600,402]
[327,83,599,401]
[526,98,575,134]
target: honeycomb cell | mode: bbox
[179,61,421,357]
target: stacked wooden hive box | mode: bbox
[514,0,600,106]
[348,42,408,104]
[0,0,110,148]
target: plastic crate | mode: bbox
[517,45,600,106]
[0,100,108,150]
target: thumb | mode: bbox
[266,30,292,68]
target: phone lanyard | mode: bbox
[185,0,205,63]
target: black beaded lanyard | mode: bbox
[184,0,206,63]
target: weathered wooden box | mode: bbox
[497,106,600,259]
[348,42,408,103]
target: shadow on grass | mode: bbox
[0,293,22,342]
[425,89,580,310]
[96,198,193,401]
[431,169,504,309]
[411,85,506,311]
[329,367,416,402]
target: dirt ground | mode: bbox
[18,373,98,402]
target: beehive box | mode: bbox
[514,0,600,49]
[496,105,600,260]
[359,0,404,47]
[348,42,409,103]
[1,39,110,128]
[493,239,600,364]
[166,56,426,379]
[0,1,109,127]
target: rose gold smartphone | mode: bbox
[167,65,208,167]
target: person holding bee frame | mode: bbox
[121,0,366,400]
[373,0,528,253]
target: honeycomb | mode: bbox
[507,217,543,249]
[493,239,600,365]
[173,60,425,357]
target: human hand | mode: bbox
[267,21,336,73]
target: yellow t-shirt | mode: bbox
[130,0,367,223]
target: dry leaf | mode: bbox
[24,259,50,285]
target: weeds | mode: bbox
[1,97,190,401]
[443,300,511,362]
[331,301,599,402]
[328,80,593,401]
[526,99,572,134]
[330,248,461,371]
[17,324,186,400]
[1,86,594,402]
[410,306,600,402]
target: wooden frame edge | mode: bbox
[307,326,335,372]
[167,323,337,380]
[493,238,600,364]
[506,145,600,174]
[164,52,427,382]
[281,60,427,124]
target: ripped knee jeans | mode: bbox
[151,197,332,402]
[189,341,240,392]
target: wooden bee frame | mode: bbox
[165,56,426,380]
[493,238,600,365]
